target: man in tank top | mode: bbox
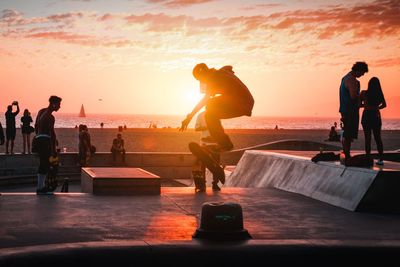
[339,62,368,164]
[34,95,62,194]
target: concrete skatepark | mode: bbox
[1,140,400,266]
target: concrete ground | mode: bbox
[1,151,400,266]
[2,186,400,247]
[2,188,400,250]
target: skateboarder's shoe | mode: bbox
[215,167,225,185]
[189,142,225,185]
[212,182,221,191]
[195,186,206,193]
[193,171,206,193]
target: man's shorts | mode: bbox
[6,128,16,140]
[341,111,359,140]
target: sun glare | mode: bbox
[184,87,203,107]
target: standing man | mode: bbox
[339,62,368,164]
[34,96,62,194]
[180,63,254,152]
[5,101,20,154]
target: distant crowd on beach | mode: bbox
[0,101,34,155]
[0,101,126,169]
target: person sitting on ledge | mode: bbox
[326,124,340,142]
[111,133,126,164]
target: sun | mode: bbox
[184,87,203,107]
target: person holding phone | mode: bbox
[21,109,34,154]
[5,101,20,154]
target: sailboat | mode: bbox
[79,104,86,117]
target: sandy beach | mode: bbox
[0,128,399,154]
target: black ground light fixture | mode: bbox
[193,202,251,241]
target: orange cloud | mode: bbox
[373,57,400,68]
[47,12,84,23]
[0,47,13,56]
[98,13,115,21]
[125,13,188,31]
[25,31,135,48]
[3,0,398,44]
[242,3,282,11]
[269,0,400,40]
[147,0,214,8]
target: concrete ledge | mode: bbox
[81,167,160,195]
[0,139,342,178]
[227,151,400,212]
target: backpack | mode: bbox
[311,152,340,163]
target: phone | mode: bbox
[12,101,18,105]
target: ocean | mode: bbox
[3,113,399,130]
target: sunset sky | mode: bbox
[0,0,399,118]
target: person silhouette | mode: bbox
[326,123,340,142]
[360,77,387,165]
[34,95,62,194]
[111,133,126,164]
[21,109,34,154]
[192,111,222,192]
[78,124,92,166]
[180,63,254,152]
[339,61,368,165]
[5,101,20,154]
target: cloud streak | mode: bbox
[25,31,136,48]
[1,0,399,69]
[146,0,214,8]
[2,0,399,43]
[269,0,400,39]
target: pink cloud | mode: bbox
[0,47,13,56]
[147,0,214,8]
[98,13,115,21]
[125,13,189,31]
[269,0,400,40]
[47,12,84,23]
[25,31,135,48]
[2,0,399,50]
[242,3,282,11]
[373,57,400,68]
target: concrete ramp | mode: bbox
[226,151,400,212]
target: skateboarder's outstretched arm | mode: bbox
[180,94,209,131]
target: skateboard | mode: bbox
[46,155,59,192]
[189,142,225,184]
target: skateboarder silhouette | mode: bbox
[180,63,254,183]
[192,111,222,192]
